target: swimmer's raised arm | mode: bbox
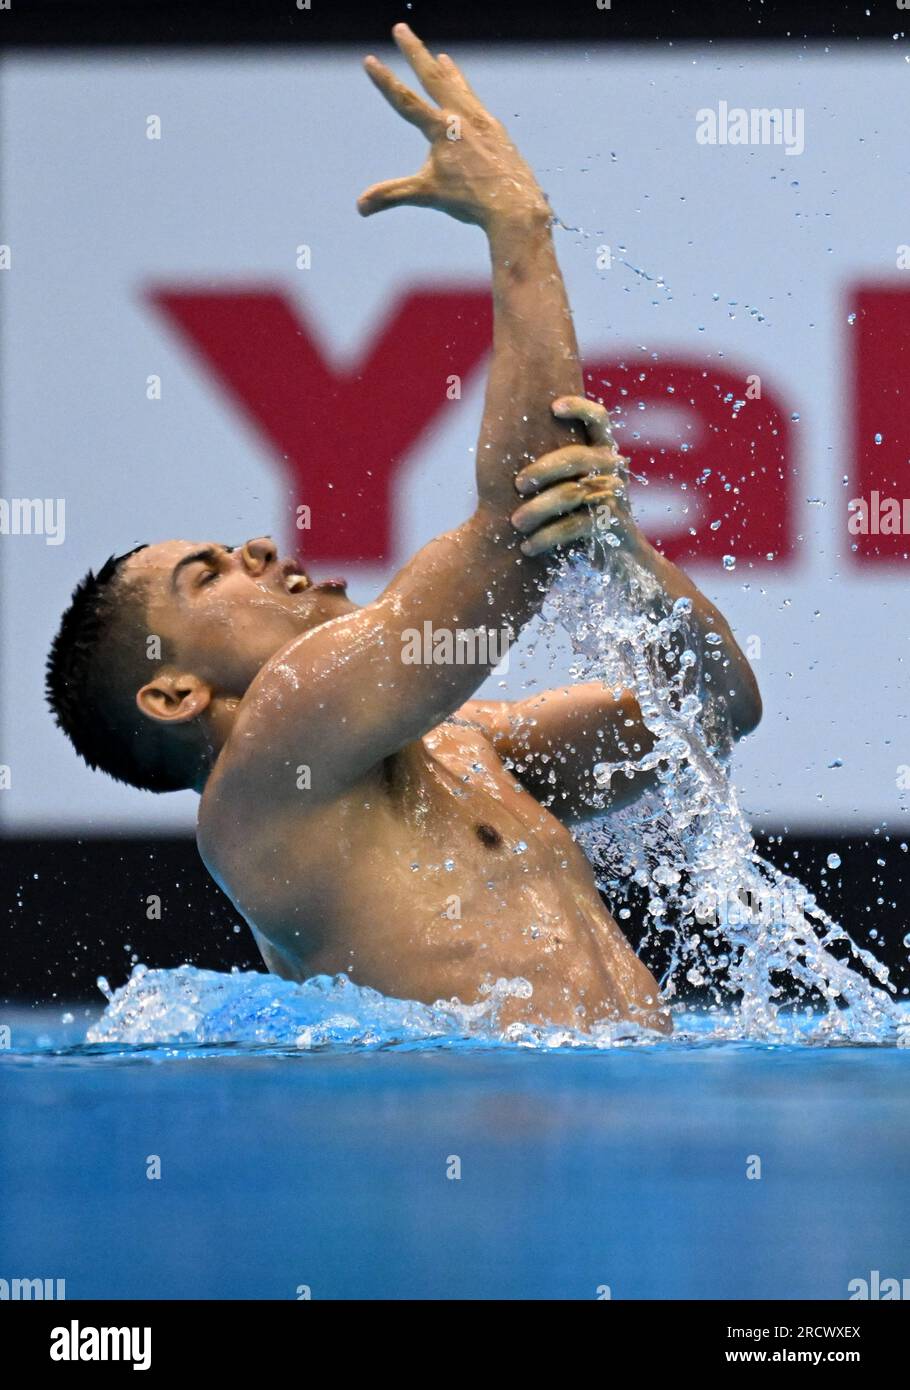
[219,27,601,798]
[357,23,587,512]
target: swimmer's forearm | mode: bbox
[465,684,660,820]
[462,212,590,631]
[624,532,762,738]
[358,29,584,531]
[476,211,586,516]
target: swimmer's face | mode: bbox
[125,538,358,697]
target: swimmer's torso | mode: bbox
[197,717,665,1031]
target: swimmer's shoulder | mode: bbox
[197,700,516,868]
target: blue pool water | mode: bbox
[2,983,909,1300]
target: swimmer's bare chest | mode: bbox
[199,719,653,1027]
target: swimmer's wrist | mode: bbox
[485,198,554,241]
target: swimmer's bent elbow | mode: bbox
[731,683,763,740]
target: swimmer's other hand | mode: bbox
[510,397,642,558]
[357,23,549,230]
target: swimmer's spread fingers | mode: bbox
[436,52,486,116]
[357,40,447,218]
[361,54,441,137]
[360,22,545,229]
[362,26,473,132]
[392,22,474,111]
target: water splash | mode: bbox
[543,542,900,1044]
[86,963,661,1052]
[79,962,909,1056]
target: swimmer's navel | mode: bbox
[475,822,503,849]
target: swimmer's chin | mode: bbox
[290,587,360,626]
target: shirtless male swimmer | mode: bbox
[46,25,761,1033]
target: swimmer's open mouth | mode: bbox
[280,560,347,596]
[280,558,312,594]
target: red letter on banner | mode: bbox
[848,284,910,563]
[584,359,793,565]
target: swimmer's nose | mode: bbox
[241,537,277,577]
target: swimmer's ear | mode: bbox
[136,672,211,726]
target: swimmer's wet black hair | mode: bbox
[46,546,188,793]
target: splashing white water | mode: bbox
[84,958,907,1053]
[543,542,899,1043]
[86,964,660,1051]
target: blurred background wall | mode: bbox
[2,0,909,999]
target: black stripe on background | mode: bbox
[2,831,906,1002]
[0,0,905,46]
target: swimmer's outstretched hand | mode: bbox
[511,397,642,558]
[357,23,548,229]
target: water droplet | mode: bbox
[826,853,842,870]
